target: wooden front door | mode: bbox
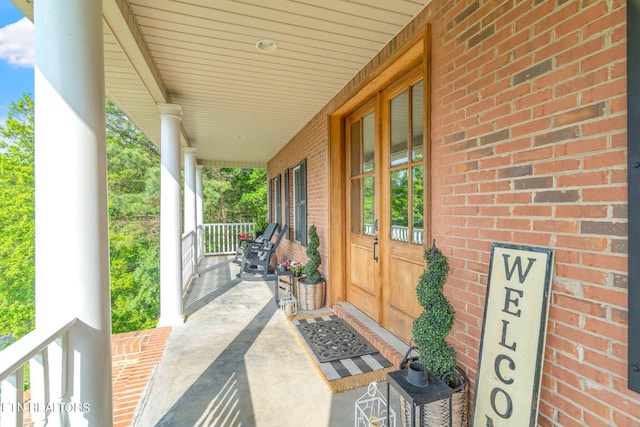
[346,99,381,321]
[346,66,427,343]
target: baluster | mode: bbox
[1,367,25,427]
[45,339,63,427]
[29,348,50,427]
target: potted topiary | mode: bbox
[405,240,468,426]
[297,224,326,310]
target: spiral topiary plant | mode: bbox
[411,240,457,381]
[304,224,323,284]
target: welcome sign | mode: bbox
[472,243,554,427]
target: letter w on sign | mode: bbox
[502,254,537,283]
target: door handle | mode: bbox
[373,235,379,262]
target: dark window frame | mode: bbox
[293,159,307,246]
[284,168,290,239]
[274,174,282,228]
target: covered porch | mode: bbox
[1,0,638,425]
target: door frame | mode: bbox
[328,26,431,309]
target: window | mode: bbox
[274,174,281,226]
[293,159,307,245]
[389,80,424,245]
[349,110,376,236]
[284,168,290,239]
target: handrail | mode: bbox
[0,318,78,382]
[182,230,197,294]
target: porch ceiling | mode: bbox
[13,0,431,168]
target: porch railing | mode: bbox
[0,318,79,427]
[364,224,424,245]
[203,223,255,256]
[391,226,424,244]
[196,225,205,264]
[182,230,197,294]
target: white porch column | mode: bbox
[183,148,197,235]
[196,165,204,260]
[158,103,184,326]
[196,165,204,229]
[34,0,112,425]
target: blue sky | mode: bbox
[0,0,33,124]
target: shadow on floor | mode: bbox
[185,259,242,317]
[154,300,277,426]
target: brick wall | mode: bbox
[268,0,635,425]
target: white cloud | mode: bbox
[0,17,34,68]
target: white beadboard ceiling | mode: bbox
[14,0,431,167]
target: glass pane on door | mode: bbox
[349,109,376,237]
[412,165,424,245]
[363,176,375,235]
[390,90,409,166]
[412,81,424,161]
[363,112,375,173]
[390,168,409,242]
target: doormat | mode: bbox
[295,315,378,362]
[288,314,394,393]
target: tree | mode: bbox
[202,167,267,223]
[106,100,161,333]
[0,94,268,340]
[0,94,35,347]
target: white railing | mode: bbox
[196,225,205,264]
[203,223,255,256]
[391,225,424,244]
[0,318,79,427]
[363,224,424,245]
[182,231,197,294]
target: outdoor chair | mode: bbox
[237,225,288,278]
[233,222,278,263]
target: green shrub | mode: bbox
[304,224,323,284]
[411,241,457,379]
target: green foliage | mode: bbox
[106,100,161,333]
[202,167,267,224]
[0,94,267,340]
[0,94,35,348]
[254,216,267,232]
[304,224,322,284]
[411,242,457,379]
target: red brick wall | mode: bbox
[268,0,635,425]
[268,115,329,273]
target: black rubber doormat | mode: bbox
[295,315,379,363]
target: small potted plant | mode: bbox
[291,261,305,277]
[405,240,468,426]
[297,224,326,310]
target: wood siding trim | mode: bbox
[628,0,640,394]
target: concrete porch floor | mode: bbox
[134,256,404,427]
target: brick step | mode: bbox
[332,303,407,369]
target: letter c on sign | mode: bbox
[494,353,515,385]
[490,387,513,419]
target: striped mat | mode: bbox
[288,313,395,393]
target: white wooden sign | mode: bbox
[472,243,554,427]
